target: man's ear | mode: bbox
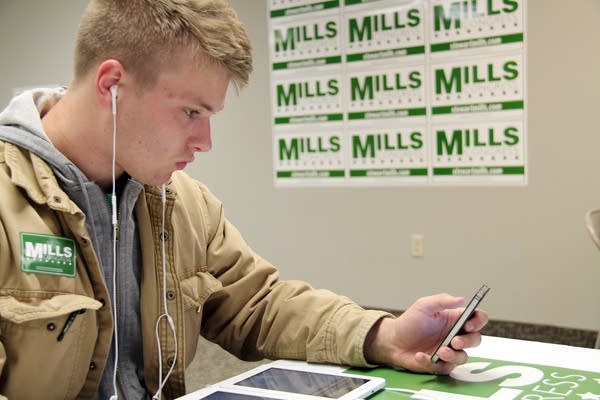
[95,59,124,111]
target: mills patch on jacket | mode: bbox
[20,232,76,277]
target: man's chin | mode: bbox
[130,172,174,187]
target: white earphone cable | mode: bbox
[110,85,119,400]
[152,184,178,400]
[108,85,177,399]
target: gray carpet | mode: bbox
[185,337,269,391]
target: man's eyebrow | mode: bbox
[192,98,224,114]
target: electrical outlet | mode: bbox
[410,234,424,257]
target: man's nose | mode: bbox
[189,119,212,152]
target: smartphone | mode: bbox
[430,284,490,363]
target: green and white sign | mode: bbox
[348,65,426,120]
[275,130,346,180]
[429,0,525,53]
[20,232,76,277]
[270,11,342,70]
[347,357,600,399]
[273,71,344,125]
[270,0,340,19]
[432,120,525,182]
[268,0,527,186]
[344,2,426,63]
[431,54,524,115]
[349,124,428,182]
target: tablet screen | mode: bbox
[233,367,371,398]
[198,391,283,400]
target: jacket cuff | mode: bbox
[321,304,393,367]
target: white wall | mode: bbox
[1,0,599,331]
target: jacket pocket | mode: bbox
[179,270,222,366]
[0,293,102,399]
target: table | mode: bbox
[180,336,600,400]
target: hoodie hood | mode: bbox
[0,87,87,187]
[0,86,143,219]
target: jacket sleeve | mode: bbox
[197,184,392,367]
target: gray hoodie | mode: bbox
[0,88,147,399]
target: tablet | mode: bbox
[217,362,385,400]
[177,385,306,400]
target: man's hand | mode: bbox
[364,293,488,375]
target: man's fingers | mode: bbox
[451,332,482,350]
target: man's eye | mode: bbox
[184,109,200,119]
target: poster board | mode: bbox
[268,0,527,187]
[346,336,600,399]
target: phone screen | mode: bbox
[431,284,490,363]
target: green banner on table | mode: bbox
[347,357,600,399]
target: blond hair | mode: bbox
[74,0,252,89]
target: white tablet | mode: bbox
[177,385,309,400]
[215,362,385,400]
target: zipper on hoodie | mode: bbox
[105,193,119,238]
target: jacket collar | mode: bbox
[4,141,75,213]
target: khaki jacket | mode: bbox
[0,141,389,399]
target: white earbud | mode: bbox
[110,85,118,115]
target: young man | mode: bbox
[0,0,488,399]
